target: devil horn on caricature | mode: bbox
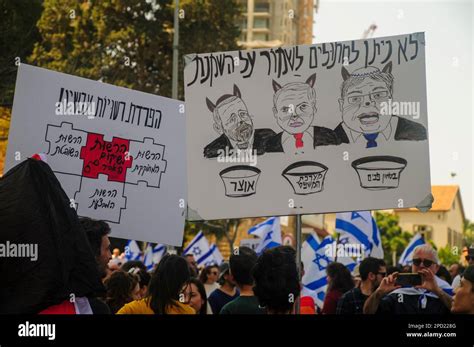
[206,97,216,112]
[305,73,316,87]
[382,61,393,74]
[272,80,282,93]
[233,84,242,98]
[341,66,351,81]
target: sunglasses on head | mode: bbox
[412,258,435,267]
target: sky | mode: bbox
[313,0,473,220]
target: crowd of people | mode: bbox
[68,217,474,315]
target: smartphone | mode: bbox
[395,273,422,287]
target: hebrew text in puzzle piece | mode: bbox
[45,122,88,175]
[80,133,133,182]
[74,175,127,224]
[127,137,167,187]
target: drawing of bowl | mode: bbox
[282,161,328,195]
[352,156,407,190]
[219,165,261,197]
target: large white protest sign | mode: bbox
[184,32,431,221]
[6,64,186,245]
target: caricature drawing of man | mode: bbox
[203,84,276,158]
[333,62,427,148]
[265,74,340,154]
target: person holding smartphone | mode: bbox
[363,244,453,314]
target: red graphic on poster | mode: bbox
[80,133,133,182]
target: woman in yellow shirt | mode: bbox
[117,254,195,315]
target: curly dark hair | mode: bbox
[326,262,354,294]
[104,270,139,314]
[252,246,300,314]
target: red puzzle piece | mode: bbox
[80,133,133,182]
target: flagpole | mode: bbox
[295,214,302,315]
[334,233,340,263]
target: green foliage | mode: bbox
[464,219,474,247]
[438,245,460,266]
[375,212,412,265]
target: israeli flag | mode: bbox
[143,245,154,271]
[183,231,211,266]
[210,244,224,265]
[124,240,142,262]
[335,211,384,259]
[152,244,167,265]
[248,217,282,254]
[399,233,425,266]
[302,234,357,308]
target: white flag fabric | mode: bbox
[335,211,384,259]
[124,240,142,262]
[183,231,212,266]
[248,217,282,255]
[302,234,357,308]
[399,233,425,266]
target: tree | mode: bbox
[178,0,241,99]
[375,212,412,266]
[463,219,474,247]
[184,218,245,253]
[0,0,43,174]
[28,0,174,95]
[438,245,460,266]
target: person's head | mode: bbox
[112,248,121,258]
[339,62,393,135]
[147,254,191,314]
[326,262,354,294]
[183,278,207,315]
[199,264,219,285]
[272,74,317,135]
[206,84,254,150]
[79,217,112,278]
[436,265,452,284]
[411,244,440,274]
[229,246,258,288]
[452,265,474,314]
[466,245,474,266]
[359,257,386,289]
[253,246,300,314]
[104,270,140,313]
[185,254,199,277]
[449,263,464,279]
[121,260,147,272]
[126,267,151,299]
[218,262,234,287]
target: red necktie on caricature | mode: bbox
[293,133,304,148]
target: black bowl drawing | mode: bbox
[219,165,261,197]
[352,156,407,190]
[282,161,328,195]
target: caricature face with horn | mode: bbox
[272,74,317,137]
[338,62,394,135]
[206,84,254,150]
